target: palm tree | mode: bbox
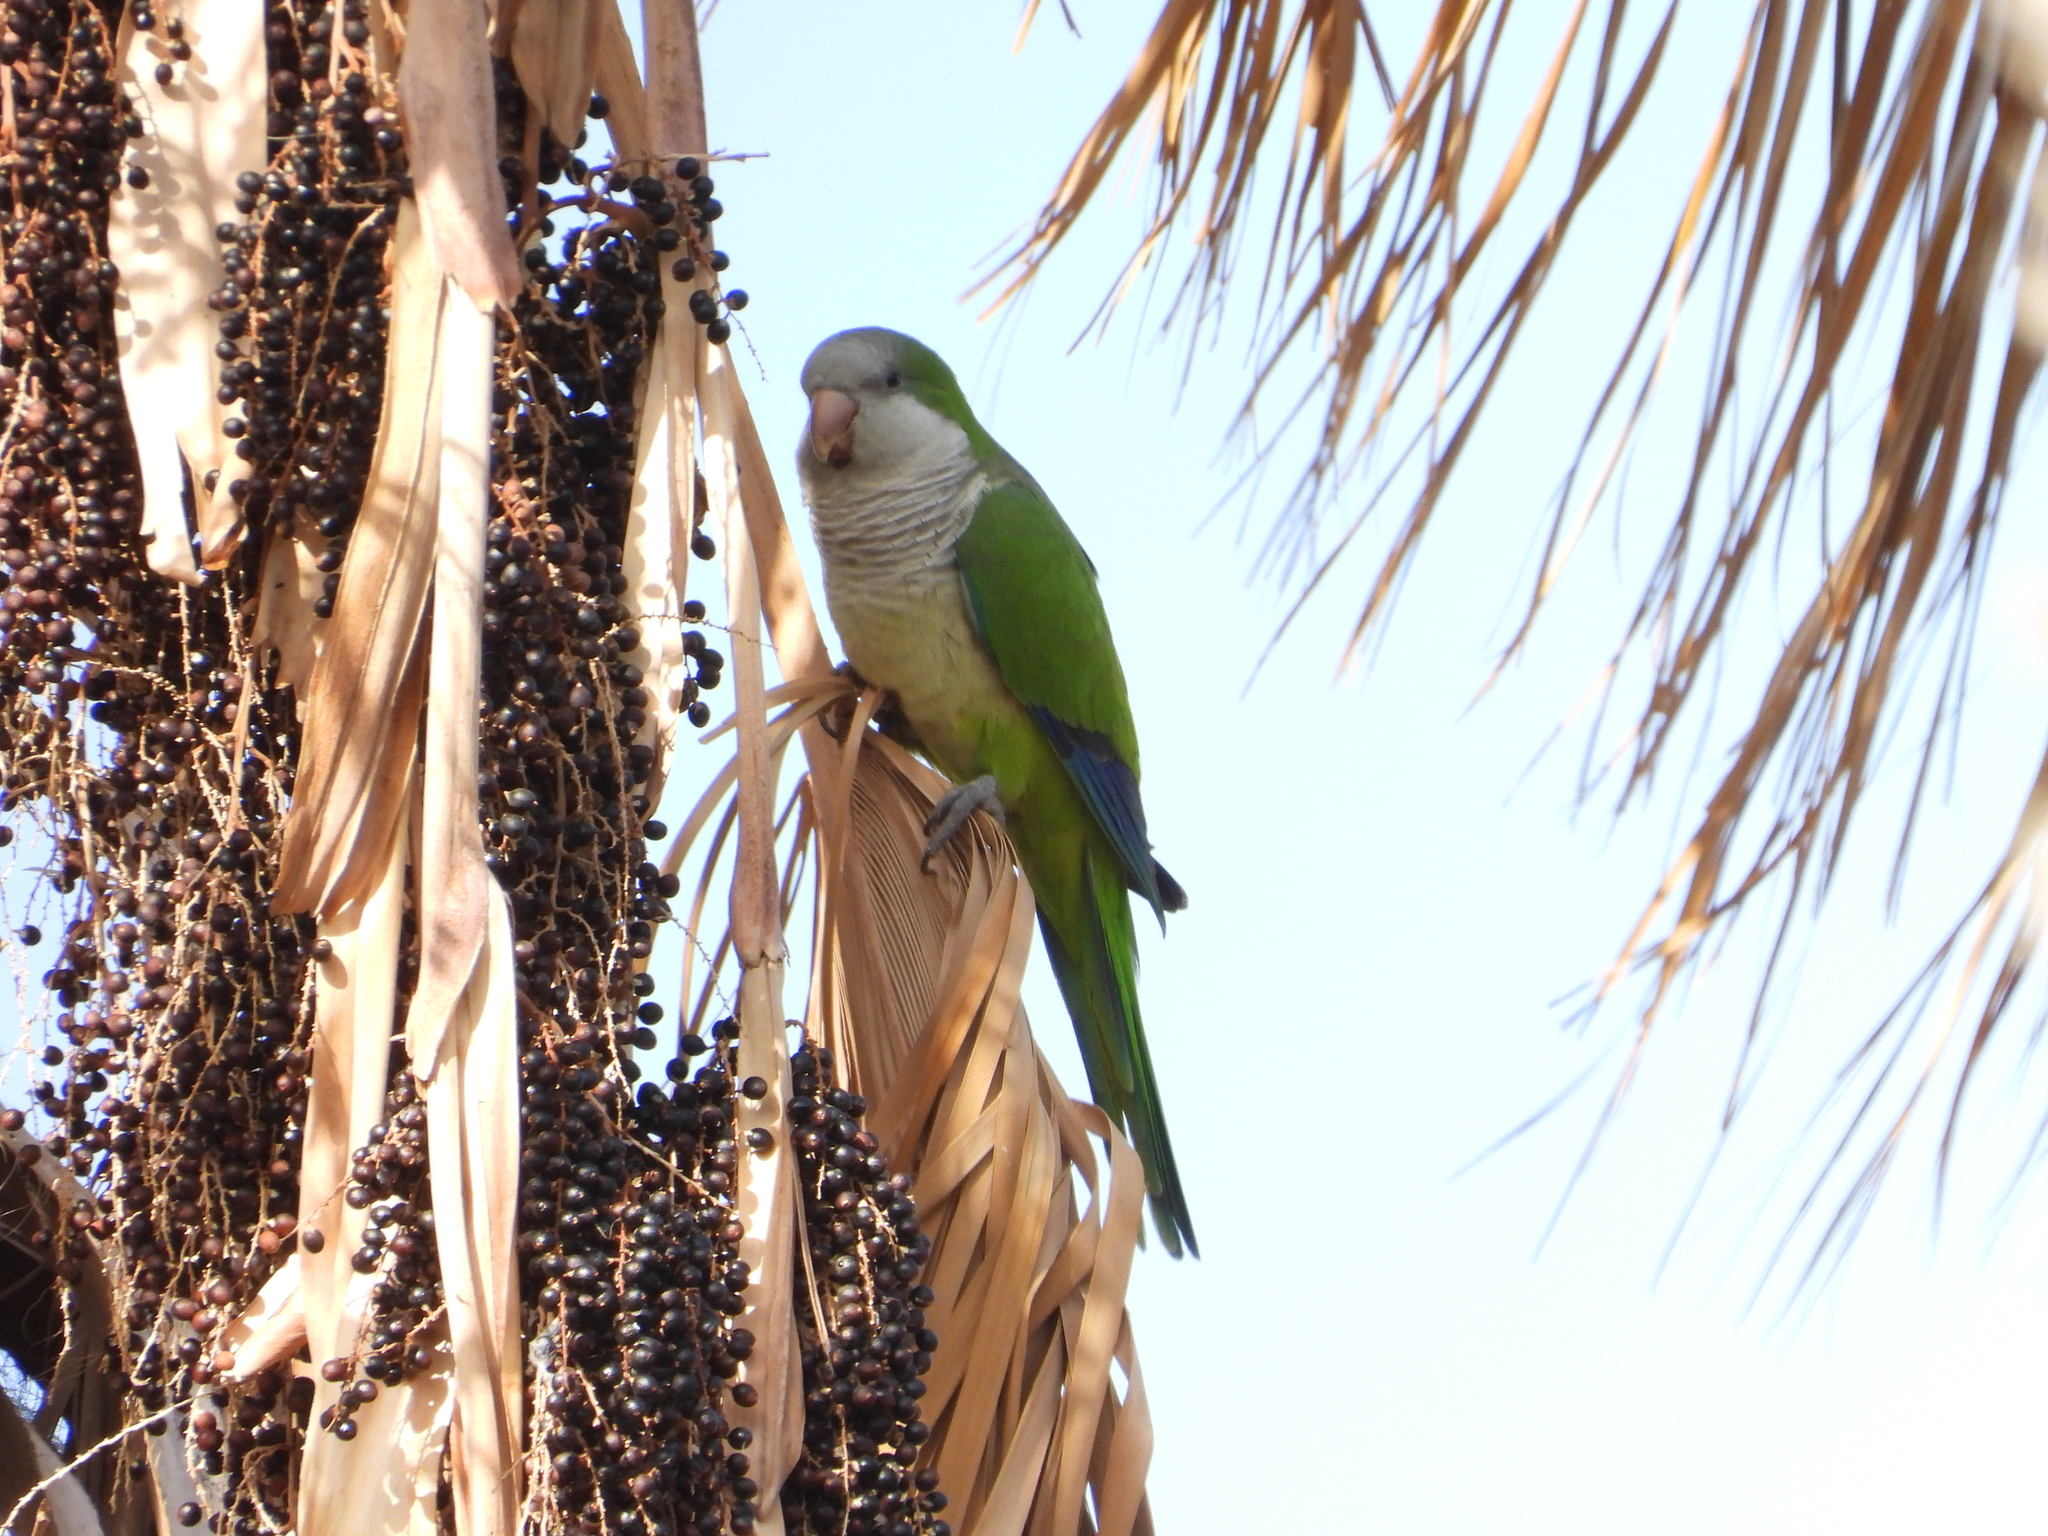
[998,0,2048,1278]
[0,5,1145,1536]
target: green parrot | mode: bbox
[796,327,1196,1258]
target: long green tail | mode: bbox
[1037,845,1197,1258]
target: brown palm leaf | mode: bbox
[1001,0,2048,1265]
[0,1130,128,1536]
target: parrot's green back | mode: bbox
[952,481,1196,1258]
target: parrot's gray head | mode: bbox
[796,328,983,493]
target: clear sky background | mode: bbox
[672,4,2048,1531]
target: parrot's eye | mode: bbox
[884,370,902,389]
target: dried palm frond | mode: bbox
[698,338,808,1534]
[406,287,493,1076]
[1003,0,2048,1261]
[270,201,443,920]
[106,0,268,582]
[421,880,520,1536]
[0,1129,124,1536]
[395,0,523,310]
[588,4,654,173]
[507,0,603,148]
[290,821,441,1536]
[0,1386,104,1536]
[832,732,1155,1536]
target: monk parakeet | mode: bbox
[796,327,1196,1258]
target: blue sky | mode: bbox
[677,4,2048,1530]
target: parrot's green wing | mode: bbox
[953,473,1196,1254]
[951,477,1180,918]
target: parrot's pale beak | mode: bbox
[808,388,859,468]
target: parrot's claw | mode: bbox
[921,775,1004,871]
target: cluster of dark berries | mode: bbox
[0,9,790,1536]
[679,602,722,727]
[0,0,157,649]
[83,620,312,1423]
[15,567,314,1497]
[489,155,729,1535]
[524,91,613,237]
[463,59,770,1536]
[181,1369,312,1527]
[71,8,407,1456]
[482,171,719,889]
[207,0,404,572]
[534,119,749,348]
[309,1071,441,1440]
[783,1045,951,1536]
[518,1006,760,1536]
[664,158,746,346]
[342,1073,427,1222]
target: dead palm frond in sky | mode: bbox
[1001,0,2048,1268]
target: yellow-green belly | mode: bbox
[825,567,1069,839]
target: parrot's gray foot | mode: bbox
[922,775,1003,871]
